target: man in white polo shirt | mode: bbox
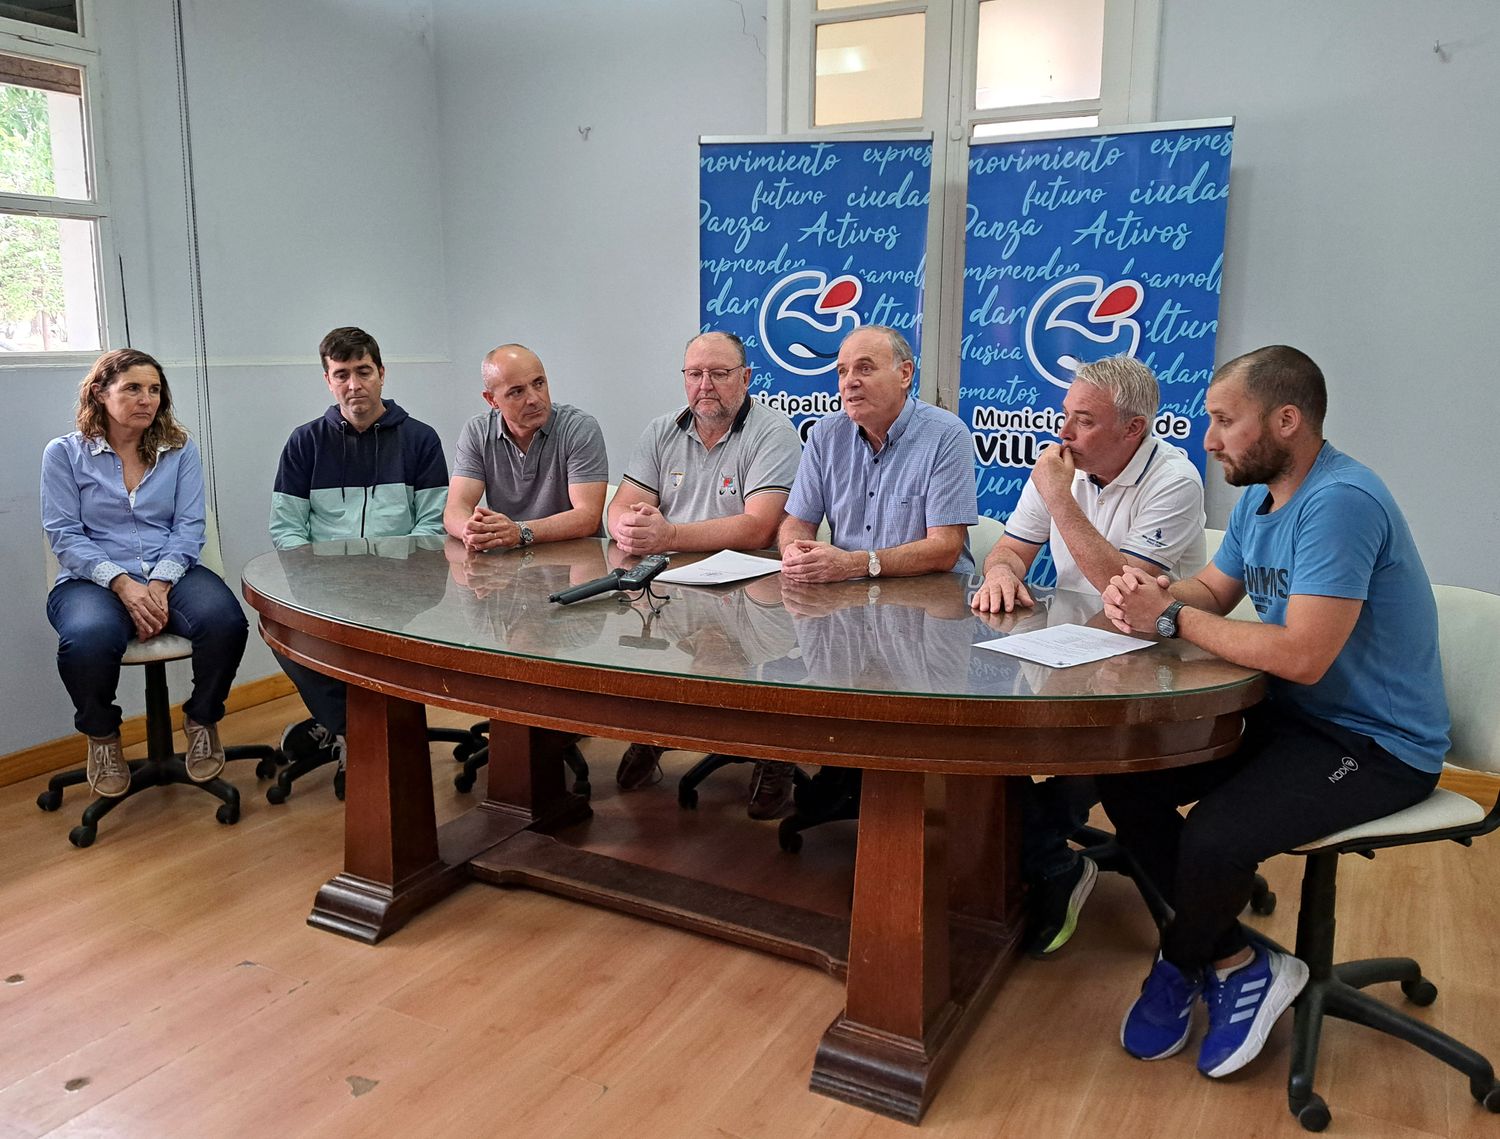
[608,330,803,817]
[972,354,1206,956]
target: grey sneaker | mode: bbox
[86,734,131,798]
[183,718,226,783]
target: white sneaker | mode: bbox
[86,734,131,797]
[183,718,226,783]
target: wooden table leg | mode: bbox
[811,770,1022,1124]
[812,769,956,1122]
[308,686,447,944]
[483,721,592,829]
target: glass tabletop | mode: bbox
[241,537,1259,702]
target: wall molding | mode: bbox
[0,673,294,788]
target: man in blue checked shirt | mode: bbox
[778,325,977,582]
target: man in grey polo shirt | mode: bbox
[779,325,977,581]
[609,330,803,816]
[445,344,609,551]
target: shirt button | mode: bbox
[865,525,872,531]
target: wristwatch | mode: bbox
[867,549,882,578]
[1156,600,1186,638]
[518,524,534,547]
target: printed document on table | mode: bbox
[655,550,783,586]
[975,623,1154,668]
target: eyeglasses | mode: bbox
[682,367,743,385]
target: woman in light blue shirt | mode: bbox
[41,349,249,797]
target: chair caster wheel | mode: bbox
[37,789,62,812]
[266,784,289,805]
[1470,1074,1500,1109]
[778,821,802,853]
[573,779,591,800]
[333,770,345,801]
[1250,889,1276,916]
[69,825,96,848]
[454,772,476,793]
[1295,1094,1330,1132]
[255,758,278,780]
[678,785,698,809]
[216,804,239,825]
[1401,976,1438,1006]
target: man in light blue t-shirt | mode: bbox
[1097,345,1448,1084]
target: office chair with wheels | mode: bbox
[37,516,280,847]
[267,719,487,802]
[453,725,591,798]
[1277,583,1500,1131]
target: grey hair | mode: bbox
[1072,355,1159,423]
[842,324,914,367]
[685,330,747,367]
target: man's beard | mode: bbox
[1220,428,1292,487]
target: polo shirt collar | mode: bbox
[674,395,754,435]
[499,406,557,446]
[1084,434,1161,490]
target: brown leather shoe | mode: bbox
[747,760,796,820]
[183,718,226,783]
[615,743,664,790]
[86,734,131,798]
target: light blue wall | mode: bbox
[1155,0,1499,588]
[5,0,1495,757]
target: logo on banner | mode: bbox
[1024,275,1145,391]
[758,270,864,377]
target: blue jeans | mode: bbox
[273,651,347,737]
[47,567,249,738]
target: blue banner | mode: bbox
[699,138,932,439]
[960,122,1233,579]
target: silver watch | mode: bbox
[1156,600,1185,638]
[867,549,882,578]
[518,524,534,547]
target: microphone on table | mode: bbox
[548,555,671,605]
[548,569,624,605]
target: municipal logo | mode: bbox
[759,270,864,377]
[1024,274,1144,391]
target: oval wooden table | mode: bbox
[243,537,1264,1125]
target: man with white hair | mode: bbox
[972,354,1206,956]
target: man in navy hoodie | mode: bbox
[269,326,449,779]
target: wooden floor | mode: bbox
[3,696,1498,1139]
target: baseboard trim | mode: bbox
[0,674,295,789]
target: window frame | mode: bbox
[0,0,122,368]
[767,0,1161,411]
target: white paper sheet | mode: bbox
[654,549,783,586]
[975,623,1154,668]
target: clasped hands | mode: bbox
[611,502,678,557]
[460,505,522,552]
[780,539,859,584]
[1102,565,1175,634]
[113,576,172,640]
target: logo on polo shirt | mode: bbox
[718,474,739,498]
[1143,527,1167,548]
[669,470,685,490]
[759,270,864,378]
[1024,274,1144,391]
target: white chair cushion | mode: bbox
[1294,786,1486,851]
[121,633,193,665]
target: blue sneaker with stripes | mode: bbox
[1121,954,1203,1061]
[1198,945,1309,1078]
